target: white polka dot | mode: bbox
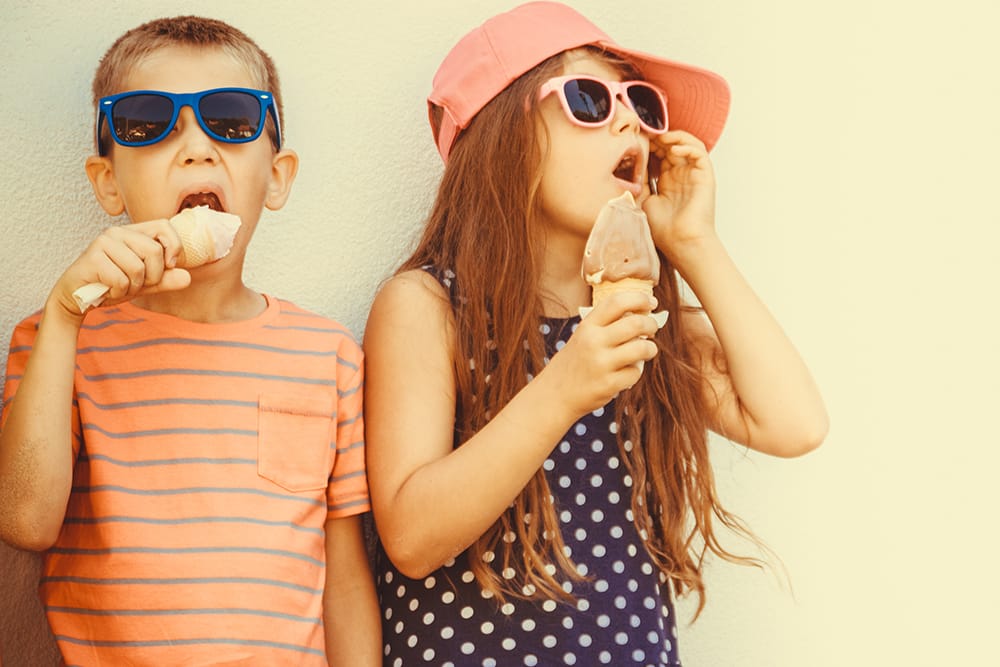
[407,634,418,648]
[502,567,516,579]
[542,635,557,648]
[394,621,404,634]
[574,458,587,471]
[592,544,607,558]
[576,562,589,576]
[595,579,609,592]
[424,576,436,589]
[591,439,604,452]
[641,562,653,575]
[562,580,574,594]
[440,626,454,639]
[481,621,495,634]
[484,660,497,667]
[544,563,557,576]
[608,456,620,469]
[574,423,587,436]
[522,618,536,631]
[543,459,555,471]
[560,510,572,523]
[574,528,587,541]
[592,406,605,417]
[480,588,495,599]
[627,544,638,557]
[576,598,590,612]
[460,606,474,619]
[564,653,577,665]
[609,421,618,433]
[632,649,646,662]
[610,525,624,538]
[396,584,407,598]
[502,638,517,650]
[590,474,604,487]
[393,658,402,667]
[613,561,626,574]
[422,612,434,625]
[562,616,574,630]
[460,642,475,655]
[461,571,475,583]
[524,655,539,666]
[623,439,633,452]
[384,571,394,584]
[442,591,455,604]
[578,633,593,647]
[614,595,627,609]
[645,597,657,610]
[608,491,621,504]
[648,631,660,644]
[624,474,633,487]
[559,440,571,453]
[597,614,611,628]
[558,476,571,488]
[501,602,515,615]
[422,648,435,661]
[541,600,557,612]
[408,599,419,612]
[540,323,551,334]
[384,607,393,620]
[591,509,605,522]
[599,651,612,664]
[554,339,566,351]
[629,614,641,628]
[482,550,495,563]
[615,632,629,645]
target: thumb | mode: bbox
[141,268,192,295]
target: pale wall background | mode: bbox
[2,0,999,665]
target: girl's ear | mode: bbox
[264,148,299,211]
[85,156,125,215]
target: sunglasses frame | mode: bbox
[538,75,668,135]
[96,87,281,156]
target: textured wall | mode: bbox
[2,1,1000,665]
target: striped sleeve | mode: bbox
[327,338,369,519]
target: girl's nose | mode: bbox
[611,94,641,135]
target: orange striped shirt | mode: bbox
[1,296,368,665]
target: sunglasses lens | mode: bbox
[199,91,262,141]
[627,84,666,131]
[111,94,174,144]
[562,79,612,124]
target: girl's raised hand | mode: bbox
[538,290,660,418]
[642,130,717,261]
[49,220,191,319]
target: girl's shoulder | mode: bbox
[366,268,456,342]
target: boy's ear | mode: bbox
[264,148,299,211]
[85,156,126,216]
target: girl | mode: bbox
[364,2,828,665]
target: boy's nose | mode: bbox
[174,106,218,163]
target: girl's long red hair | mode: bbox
[401,48,764,617]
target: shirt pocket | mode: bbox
[258,393,334,492]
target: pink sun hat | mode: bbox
[428,1,730,163]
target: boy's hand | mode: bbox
[642,130,718,263]
[539,290,660,418]
[49,220,191,319]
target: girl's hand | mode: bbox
[48,220,190,319]
[538,290,660,418]
[642,130,718,262]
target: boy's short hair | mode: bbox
[92,16,284,153]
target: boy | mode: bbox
[0,16,380,666]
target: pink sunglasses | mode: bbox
[538,75,668,134]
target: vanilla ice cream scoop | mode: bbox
[71,206,242,312]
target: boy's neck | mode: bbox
[129,278,267,323]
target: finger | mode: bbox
[606,311,661,346]
[139,268,192,295]
[129,219,183,268]
[105,228,174,289]
[657,130,707,152]
[587,290,658,325]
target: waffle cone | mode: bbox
[590,277,655,307]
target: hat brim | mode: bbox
[599,41,730,152]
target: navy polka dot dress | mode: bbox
[375,271,682,666]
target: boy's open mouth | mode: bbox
[178,192,224,213]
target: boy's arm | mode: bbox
[0,307,82,550]
[322,514,381,666]
[0,220,188,550]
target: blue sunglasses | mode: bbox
[96,87,281,156]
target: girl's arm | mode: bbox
[364,269,659,578]
[645,131,828,457]
[0,221,188,550]
[322,515,380,666]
